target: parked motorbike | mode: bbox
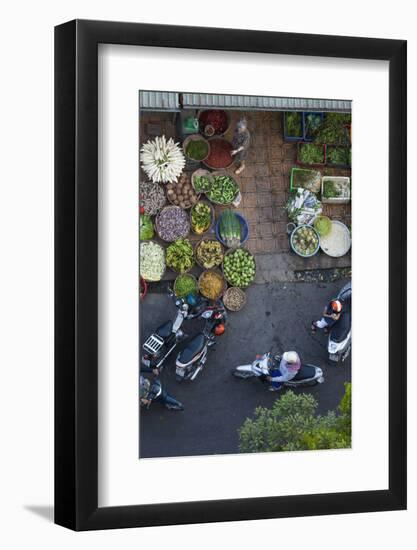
[141,289,209,372]
[328,281,352,363]
[175,301,227,382]
[139,376,183,411]
[233,352,324,387]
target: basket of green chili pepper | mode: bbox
[206,171,240,205]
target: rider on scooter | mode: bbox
[311,300,343,334]
[267,351,301,391]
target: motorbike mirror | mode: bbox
[201,310,213,319]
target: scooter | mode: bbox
[328,281,352,363]
[175,301,227,381]
[141,289,209,372]
[233,352,324,387]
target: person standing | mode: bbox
[231,118,251,175]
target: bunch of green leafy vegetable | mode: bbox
[193,174,212,193]
[191,202,212,233]
[304,113,323,138]
[185,139,209,160]
[292,168,321,193]
[206,175,239,204]
[284,112,302,137]
[166,238,194,273]
[298,143,325,164]
[314,112,351,145]
[139,214,154,240]
[326,146,351,166]
[322,180,341,198]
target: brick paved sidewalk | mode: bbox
[139,109,351,280]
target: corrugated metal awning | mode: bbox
[182,93,351,112]
[139,91,180,111]
[139,91,351,112]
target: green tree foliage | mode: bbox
[239,383,351,453]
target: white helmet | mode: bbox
[283,351,299,364]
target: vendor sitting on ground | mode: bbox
[267,351,301,391]
[231,118,251,175]
[311,299,343,334]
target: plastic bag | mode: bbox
[285,188,322,226]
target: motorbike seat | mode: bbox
[294,364,316,380]
[156,320,173,339]
[177,333,205,364]
[330,310,351,343]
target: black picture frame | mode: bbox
[55,19,407,531]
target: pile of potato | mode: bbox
[166,172,199,209]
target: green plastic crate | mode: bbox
[290,167,322,194]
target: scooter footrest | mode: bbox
[143,334,164,354]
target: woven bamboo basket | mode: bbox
[173,273,198,298]
[155,205,190,242]
[222,247,256,288]
[223,287,246,311]
[194,238,224,270]
[165,238,195,274]
[191,168,213,194]
[190,200,215,236]
[198,268,227,300]
[166,171,200,210]
[182,134,210,162]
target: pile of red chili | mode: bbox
[204,138,233,169]
[199,110,228,134]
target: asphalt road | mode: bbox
[139,280,351,458]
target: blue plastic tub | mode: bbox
[283,112,304,142]
[215,212,249,248]
[303,112,324,141]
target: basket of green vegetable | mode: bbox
[140,240,166,282]
[195,239,224,269]
[222,248,256,288]
[166,238,195,274]
[174,273,198,298]
[216,210,249,248]
[206,172,240,205]
[183,134,210,162]
[290,225,320,258]
[191,169,213,194]
[190,200,214,235]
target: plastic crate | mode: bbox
[325,145,351,168]
[302,112,324,141]
[296,142,326,167]
[290,167,322,194]
[321,176,351,204]
[283,111,303,142]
